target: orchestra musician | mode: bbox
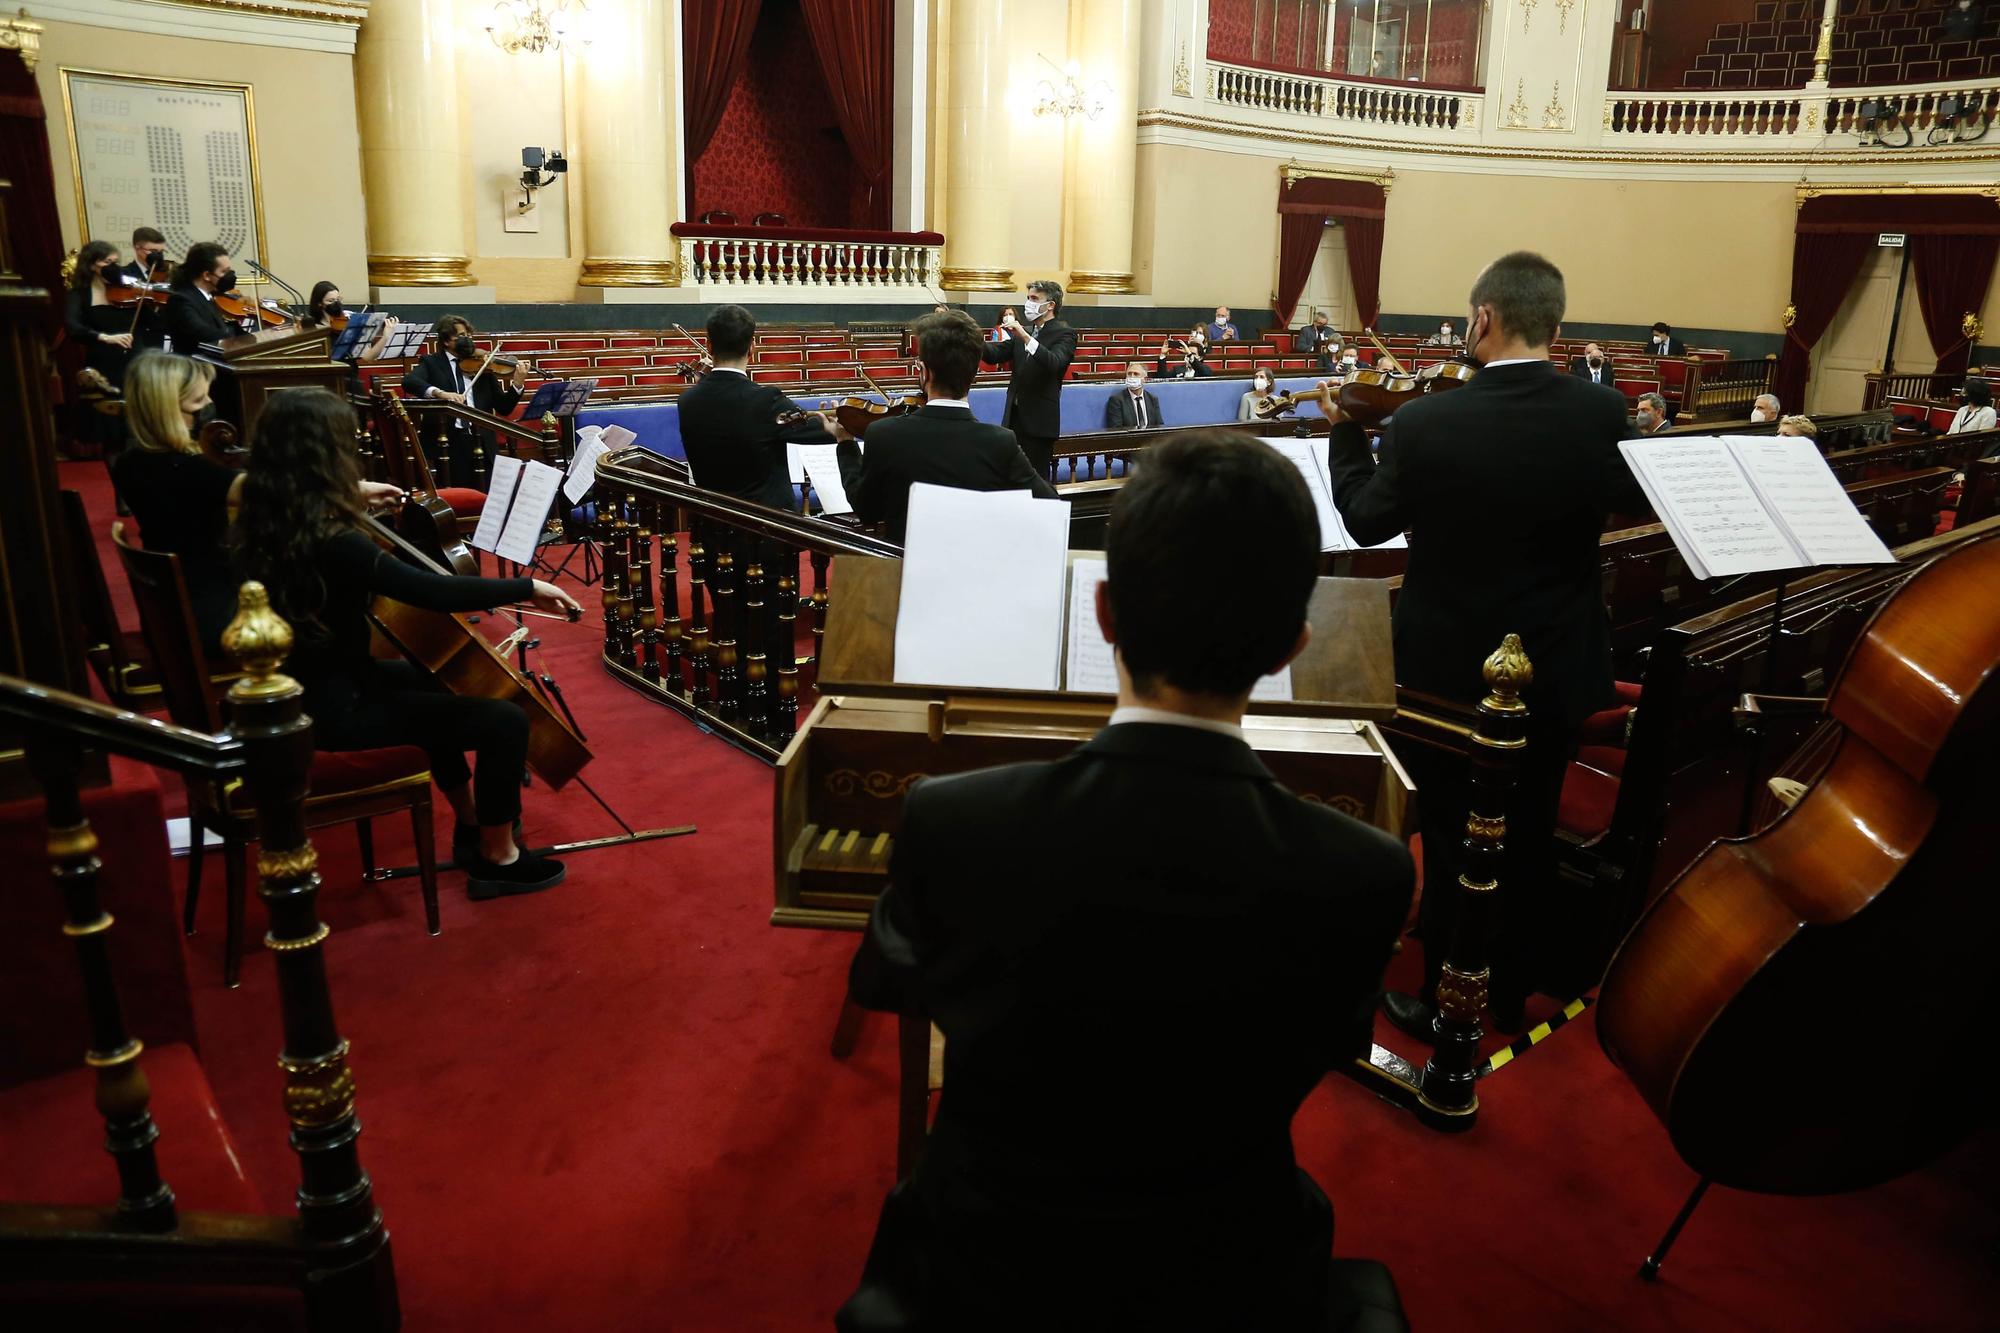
[402,315,526,485]
[303,281,395,394]
[676,303,838,513]
[837,432,1413,1332]
[64,240,137,466]
[121,226,171,350]
[165,242,246,352]
[232,389,582,898]
[1322,250,1648,1036]
[827,310,1055,542]
[980,280,1075,478]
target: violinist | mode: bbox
[303,281,395,393]
[676,304,835,513]
[1154,327,1212,380]
[64,240,137,464]
[121,226,171,350]
[232,389,583,899]
[166,242,245,351]
[1320,250,1648,1038]
[402,315,524,416]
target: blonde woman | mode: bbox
[1776,414,1818,441]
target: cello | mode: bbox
[1598,531,2000,1196]
[374,390,478,577]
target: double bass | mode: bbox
[1598,532,2000,1194]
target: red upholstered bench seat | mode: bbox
[439,486,485,517]
[218,745,431,821]
[1558,681,1642,842]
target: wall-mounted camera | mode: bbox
[516,147,568,212]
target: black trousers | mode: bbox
[314,661,530,825]
[1014,431,1055,480]
[1410,709,1580,1009]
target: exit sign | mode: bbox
[1879,233,1907,247]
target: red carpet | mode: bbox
[19,461,1999,1330]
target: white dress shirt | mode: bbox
[1106,705,1245,743]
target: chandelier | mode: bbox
[486,0,592,56]
[1033,57,1110,120]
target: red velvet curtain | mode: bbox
[1773,231,1875,414]
[0,51,64,333]
[799,0,894,229]
[1275,178,1387,327]
[1910,233,2000,375]
[682,0,764,211]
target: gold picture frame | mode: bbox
[60,66,268,275]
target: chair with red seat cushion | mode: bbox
[113,526,441,988]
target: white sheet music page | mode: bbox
[496,459,563,565]
[1619,438,1800,578]
[1308,436,1406,551]
[1062,556,1118,693]
[1726,436,1895,567]
[797,444,851,515]
[895,484,1071,690]
[1263,437,1348,551]
[471,455,523,555]
[564,428,608,504]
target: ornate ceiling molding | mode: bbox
[24,0,367,54]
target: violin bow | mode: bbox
[1363,330,1405,375]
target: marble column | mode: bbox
[354,0,473,288]
[942,0,1013,290]
[577,0,678,289]
[1066,0,1141,294]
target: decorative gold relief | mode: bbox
[1067,270,1135,294]
[2,13,43,72]
[46,821,99,862]
[579,258,679,287]
[1464,813,1507,843]
[1542,81,1567,131]
[259,844,320,881]
[1782,303,1798,329]
[1504,80,1530,130]
[1804,105,1820,131]
[1482,634,1534,708]
[266,923,332,953]
[1962,311,1984,342]
[1280,161,1395,193]
[1519,0,1537,33]
[367,254,475,287]
[825,770,928,799]
[280,1040,356,1129]
[223,582,297,698]
[1555,0,1578,34]
[939,265,1014,291]
[1173,40,1191,97]
[1437,965,1490,1022]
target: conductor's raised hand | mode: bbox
[531,579,584,620]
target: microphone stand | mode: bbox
[243,257,307,316]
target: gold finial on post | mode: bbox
[1481,633,1533,708]
[1,11,43,73]
[222,582,296,697]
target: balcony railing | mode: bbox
[671,224,944,300]
[1605,77,2000,149]
[1209,60,1481,137]
[1604,90,1807,138]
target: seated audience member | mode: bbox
[677,304,837,512]
[1634,392,1672,435]
[1947,378,1995,434]
[1156,328,1213,379]
[990,307,1014,341]
[1104,361,1165,430]
[1569,343,1614,386]
[1334,343,1366,377]
[837,431,1414,1333]
[1777,414,1818,440]
[1238,368,1283,420]
[1295,310,1340,370]
[1206,305,1240,342]
[1750,393,1781,424]
[1425,320,1462,348]
[1648,322,1686,358]
[831,310,1055,542]
[1942,0,1981,41]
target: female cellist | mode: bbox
[64,240,136,472]
[232,389,583,899]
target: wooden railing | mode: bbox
[1861,370,1969,411]
[1680,356,1779,423]
[1825,82,2000,143]
[1603,77,2000,151]
[672,224,945,299]
[0,587,397,1328]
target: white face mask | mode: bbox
[1342,354,1358,366]
[1023,298,1047,321]
[1254,380,1272,394]
[1124,375,1143,389]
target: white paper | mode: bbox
[1727,436,1895,568]
[1619,438,1799,579]
[895,484,1072,690]
[470,454,523,555]
[799,444,852,515]
[599,424,636,450]
[1062,557,1119,693]
[496,460,563,565]
[785,440,807,485]
[1264,437,1348,552]
[1250,665,1294,701]
[564,432,611,503]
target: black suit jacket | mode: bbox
[844,722,1413,1329]
[1327,360,1646,725]
[165,285,238,353]
[1102,388,1164,430]
[1568,357,1616,387]
[401,351,525,419]
[979,318,1074,439]
[835,404,1054,542]
[1649,337,1686,359]
[121,262,169,349]
[673,368,829,512]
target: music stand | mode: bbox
[378,320,435,360]
[328,310,384,361]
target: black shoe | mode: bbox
[452,819,524,866]
[465,850,565,900]
[1381,990,1441,1045]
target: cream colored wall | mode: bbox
[32,17,368,301]
[1001,0,1072,285]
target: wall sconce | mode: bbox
[486,0,592,56]
[1033,56,1110,120]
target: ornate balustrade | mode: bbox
[1604,77,2000,150]
[1862,369,1974,411]
[671,224,944,302]
[1209,59,1481,136]
[1604,90,1808,138]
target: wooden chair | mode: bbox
[60,488,164,712]
[112,525,441,987]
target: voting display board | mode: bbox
[61,68,266,270]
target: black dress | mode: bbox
[65,286,133,456]
[110,448,240,652]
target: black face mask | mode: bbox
[216,269,238,292]
[451,336,476,358]
[323,299,345,318]
[1588,356,1603,368]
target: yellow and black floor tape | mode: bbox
[1477,996,1593,1079]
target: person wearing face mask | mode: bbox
[1333,344,1365,379]
[401,315,528,486]
[1237,369,1283,421]
[303,281,397,379]
[1633,392,1672,435]
[122,226,172,350]
[1105,361,1165,429]
[1748,393,1781,425]
[1648,322,1685,359]
[830,310,1054,542]
[1567,342,1613,386]
[1320,250,1649,1039]
[165,241,244,352]
[1155,328,1213,380]
[980,281,1076,478]
[1295,310,1340,371]
[1425,321,1462,348]
[1206,305,1239,342]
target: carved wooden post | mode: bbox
[807,549,832,684]
[615,497,640,671]
[687,518,713,707]
[711,537,742,723]
[219,583,398,1316]
[1418,634,1532,1131]
[632,493,660,683]
[741,552,770,736]
[25,733,176,1230]
[659,508,684,694]
[601,497,627,661]
[774,542,800,735]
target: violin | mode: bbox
[459,342,534,386]
[668,323,715,383]
[822,368,923,439]
[1598,532,2000,1195]
[1329,357,1477,427]
[1251,389,1308,420]
[104,275,170,308]
[213,289,292,329]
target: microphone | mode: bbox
[244,257,305,306]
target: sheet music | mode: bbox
[1727,436,1895,567]
[564,429,610,504]
[1062,555,1293,700]
[599,423,635,450]
[798,444,851,515]
[895,484,1071,690]
[470,455,523,555]
[495,459,563,565]
[1619,438,1799,579]
[1263,437,1348,552]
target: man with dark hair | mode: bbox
[165,241,241,351]
[980,278,1074,478]
[837,431,1413,1332]
[1324,249,1646,1037]
[400,314,526,485]
[830,310,1053,541]
[1634,391,1672,434]
[675,303,834,512]
[123,226,171,348]
[1649,321,1685,358]
[1296,309,1340,371]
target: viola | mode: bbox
[213,289,291,329]
[1598,532,2000,1194]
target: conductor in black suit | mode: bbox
[837,432,1414,1332]
[979,278,1074,478]
[1325,250,1644,1036]
[1102,361,1165,429]
[829,310,1053,542]
[675,303,834,512]
[165,242,243,353]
